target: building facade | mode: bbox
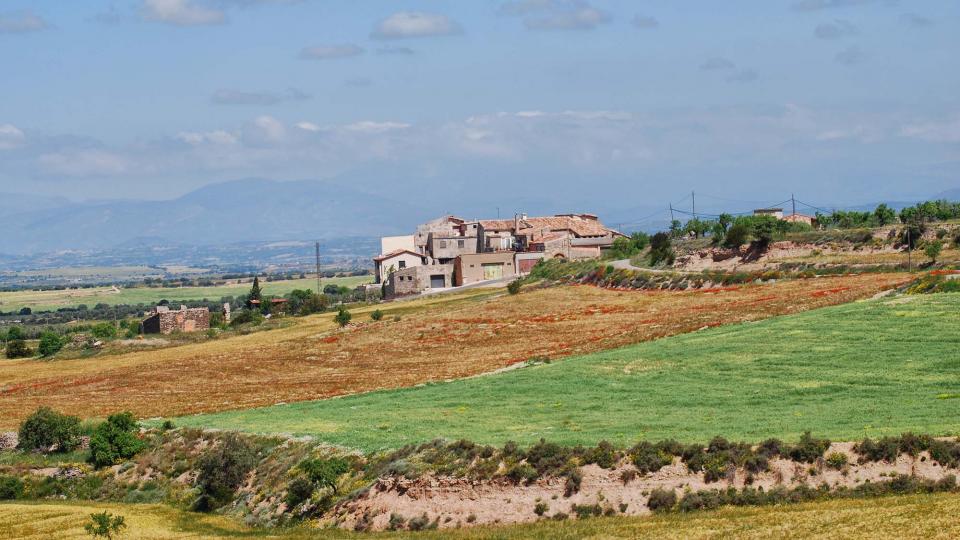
[142,305,210,334]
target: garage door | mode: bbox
[430,274,446,288]
[482,263,503,280]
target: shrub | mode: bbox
[37,332,65,357]
[407,513,430,531]
[84,511,126,540]
[17,407,81,452]
[787,432,830,463]
[90,323,118,340]
[300,457,351,494]
[370,309,384,321]
[646,488,677,513]
[826,452,848,469]
[855,437,899,463]
[285,477,314,508]
[649,232,674,266]
[388,513,407,530]
[333,307,352,327]
[571,504,602,520]
[5,334,32,359]
[564,469,582,496]
[534,502,549,516]
[507,279,522,295]
[925,240,943,263]
[506,463,538,485]
[194,434,258,510]
[551,512,568,521]
[723,224,750,249]
[583,440,618,469]
[89,412,146,468]
[630,441,673,474]
[230,309,264,327]
[0,475,24,500]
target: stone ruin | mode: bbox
[142,305,210,335]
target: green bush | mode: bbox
[89,412,146,468]
[0,475,24,500]
[646,488,677,513]
[534,502,549,516]
[571,503,602,519]
[649,232,674,266]
[507,462,538,484]
[826,452,848,469]
[5,338,32,359]
[370,309,384,321]
[17,407,81,452]
[194,434,258,510]
[507,279,522,295]
[230,309,264,327]
[787,432,830,463]
[90,323,118,340]
[285,477,314,508]
[333,307,352,327]
[583,440,618,469]
[723,224,750,248]
[37,331,65,357]
[84,511,126,539]
[630,441,673,474]
[300,457,351,494]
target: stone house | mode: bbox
[142,305,210,334]
[454,252,517,286]
[373,249,428,284]
[384,263,455,296]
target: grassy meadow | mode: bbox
[175,293,960,450]
[6,493,960,539]
[0,275,371,312]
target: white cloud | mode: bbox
[38,149,130,176]
[901,117,960,143]
[141,0,225,26]
[298,44,364,60]
[177,130,238,145]
[343,121,410,134]
[243,115,286,144]
[0,10,49,33]
[371,12,461,39]
[211,88,310,105]
[0,124,26,150]
[295,121,321,132]
[524,6,610,30]
[632,15,659,29]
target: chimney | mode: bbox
[514,213,520,232]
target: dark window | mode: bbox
[458,240,465,248]
[439,240,447,248]
[399,260,406,269]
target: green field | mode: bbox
[174,294,960,450]
[5,494,960,539]
[0,275,372,312]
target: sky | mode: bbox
[1,0,958,219]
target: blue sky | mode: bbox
[1,0,958,217]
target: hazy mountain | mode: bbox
[0,179,426,255]
[0,192,70,219]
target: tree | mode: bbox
[717,213,734,232]
[84,511,126,540]
[669,220,683,238]
[90,322,117,340]
[5,337,31,359]
[89,412,146,468]
[194,434,257,510]
[873,203,896,226]
[248,276,262,303]
[925,240,943,264]
[17,407,81,452]
[333,306,352,327]
[507,279,522,295]
[648,232,674,266]
[38,332,65,357]
[299,457,350,494]
[19,307,31,316]
[723,224,749,249]
[370,309,384,321]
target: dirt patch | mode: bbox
[334,441,960,530]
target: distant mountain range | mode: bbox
[0,179,428,256]
[1,179,957,258]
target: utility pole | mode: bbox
[669,203,675,223]
[791,193,796,216]
[496,207,500,220]
[906,227,912,273]
[691,191,696,220]
[315,241,322,294]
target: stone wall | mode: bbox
[143,306,210,334]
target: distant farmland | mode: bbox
[0,275,371,312]
[0,273,906,427]
[176,292,960,450]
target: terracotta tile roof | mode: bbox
[478,215,617,237]
[373,249,422,262]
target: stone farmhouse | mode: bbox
[375,213,624,297]
[142,305,210,334]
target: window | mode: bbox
[458,240,465,248]
[439,240,447,248]
[398,260,406,269]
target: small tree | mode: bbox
[925,240,943,264]
[84,511,126,540]
[90,323,117,340]
[5,338,32,359]
[299,457,350,494]
[648,232,674,266]
[89,412,146,468]
[17,407,81,452]
[507,279,522,295]
[370,309,384,321]
[38,332,65,357]
[333,306,352,327]
[723,224,749,249]
[194,434,257,511]
[248,276,262,303]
